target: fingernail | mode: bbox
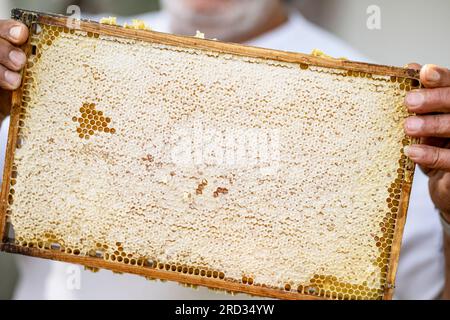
[425,66,440,82]
[9,50,26,67]
[4,70,21,87]
[405,117,424,133]
[404,145,425,159]
[405,92,425,107]
[9,26,23,40]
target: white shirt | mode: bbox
[4,10,444,300]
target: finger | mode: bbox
[404,115,450,138]
[404,87,450,114]
[0,38,26,71]
[420,64,450,88]
[417,139,450,175]
[404,144,450,171]
[0,20,28,45]
[420,136,448,149]
[0,64,22,90]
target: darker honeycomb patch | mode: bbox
[300,63,309,70]
[196,179,208,195]
[213,187,229,198]
[73,103,116,140]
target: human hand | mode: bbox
[0,19,28,117]
[404,64,450,222]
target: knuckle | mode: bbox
[427,147,450,170]
[426,88,450,108]
[0,65,20,90]
[0,41,23,71]
[430,115,446,135]
[430,147,441,168]
[440,88,450,105]
[436,87,448,102]
[427,89,441,105]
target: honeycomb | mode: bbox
[73,103,115,140]
[1,10,418,300]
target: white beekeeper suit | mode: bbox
[0,9,444,300]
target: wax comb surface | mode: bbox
[0,9,419,300]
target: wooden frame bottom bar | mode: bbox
[0,242,322,300]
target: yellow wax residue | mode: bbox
[99,16,117,26]
[124,19,151,30]
[311,49,348,61]
[194,30,205,39]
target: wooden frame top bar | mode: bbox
[12,8,419,79]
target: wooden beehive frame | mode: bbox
[0,9,418,300]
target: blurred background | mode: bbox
[0,0,449,299]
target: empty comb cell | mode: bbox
[0,9,419,300]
